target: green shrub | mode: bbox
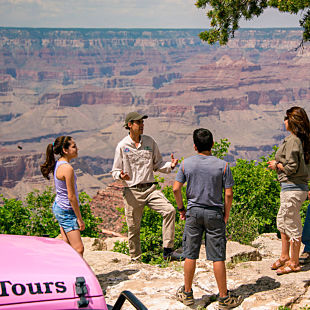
[223,146,279,243]
[0,195,31,235]
[226,207,260,245]
[0,188,102,238]
[113,240,129,255]
[79,192,102,237]
[213,138,231,159]
[25,187,58,237]
[229,156,281,239]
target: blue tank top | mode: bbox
[54,161,79,210]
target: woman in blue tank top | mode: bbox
[41,136,85,256]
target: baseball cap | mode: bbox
[123,112,148,127]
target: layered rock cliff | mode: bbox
[1,28,310,198]
[90,182,125,233]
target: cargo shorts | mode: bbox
[277,190,308,241]
[183,206,226,261]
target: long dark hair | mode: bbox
[40,136,72,180]
[286,106,310,164]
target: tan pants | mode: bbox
[123,184,176,259]
[277,190,308,241]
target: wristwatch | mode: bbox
[177,206,185,212]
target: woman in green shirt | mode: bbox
[268,106,310,275]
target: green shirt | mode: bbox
[275,134,310,185]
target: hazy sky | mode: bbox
[0,0,301,29]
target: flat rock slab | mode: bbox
[83,234,310,309]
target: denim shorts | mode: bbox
[183,206,226,261]
[52,201,79,233]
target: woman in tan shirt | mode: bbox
[268,106,310,275]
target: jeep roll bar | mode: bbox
[75,277,147,310]
[109,290,148,310]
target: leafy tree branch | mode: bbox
[196,0,310,45]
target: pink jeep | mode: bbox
[0,234,147,309]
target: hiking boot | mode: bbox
[176,285,194,306]
[130,256,142,264]
[299,252,310,265]
[163,248,185,261]
[218,291,243,309]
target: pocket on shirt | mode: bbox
[140,150,152,164]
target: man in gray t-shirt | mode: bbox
[176,155,234,210]
[174,128,242,308]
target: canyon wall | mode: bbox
[0,27,310,199]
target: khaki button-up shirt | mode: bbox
[111,134,172,187]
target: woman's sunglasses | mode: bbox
[284,116,289,121]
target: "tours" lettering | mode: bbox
[0,281,67,297]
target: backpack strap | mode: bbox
[182,161,185,173]
[223,163,228,176]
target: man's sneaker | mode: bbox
[130,257,142,264]
[218,291,243,309]
[163,248,185,261]
[176,285,194,306]
[299,252,310,264]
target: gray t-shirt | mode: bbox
[176,155,234,209]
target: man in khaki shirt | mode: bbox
[112,112,184,261]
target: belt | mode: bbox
[130,182,158,189]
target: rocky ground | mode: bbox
[82,233,310,310]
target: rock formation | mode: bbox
[90,181,125,233]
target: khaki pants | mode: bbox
[277,190,308,241]
[123,184,176,259]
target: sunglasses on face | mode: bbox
[284,116,289,121]
[132,120,144,125]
